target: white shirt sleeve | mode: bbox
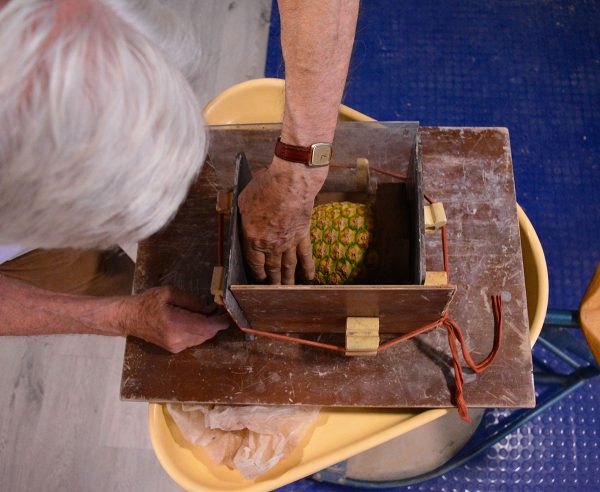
[0,245,32,265]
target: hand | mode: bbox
[238,156,326,284]
[119,286,229,353]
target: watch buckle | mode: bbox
[309,143,333,167]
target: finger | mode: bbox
[244,246,267,281]
[173,311,230,336]
[297,236,315,281]
[265,252,282,285]
[282,248,297,285]
[197,294,219,315]
[167,311,230,352]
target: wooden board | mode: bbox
[230,285,455,333]
[121,123,535,409]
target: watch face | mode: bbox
[310,143,333,166]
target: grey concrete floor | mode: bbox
[0,1,271,490]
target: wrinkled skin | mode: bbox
[119,286,229,353]
[238,156,327,285]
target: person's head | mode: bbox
[0,0,206,249]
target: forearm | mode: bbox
[231,1,360,284]
[279,0,359,147]
[0,276,124,337]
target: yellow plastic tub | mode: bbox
[518,204,549,344]
[148,78,549,491]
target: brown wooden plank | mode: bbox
[122,123,535,409]
[230,285,455,333]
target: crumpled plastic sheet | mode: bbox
[167,404,320,480]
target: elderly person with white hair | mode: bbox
[0,0,359,352]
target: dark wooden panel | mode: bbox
[230,285,455,333]
[122,123,535,409]
[409,136,426,284]
[373,183,412,284]
[206,122,419,190]
[222,154,251,328]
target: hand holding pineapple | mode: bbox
[238,155,327,284]
[237,0,358,285]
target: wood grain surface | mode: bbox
[230,285,455,333]
[122,123,535,409]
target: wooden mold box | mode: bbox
[225,135,456,336]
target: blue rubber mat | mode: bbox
[266,0,600,311]
[266,1,600,490]
[275,338,600,491]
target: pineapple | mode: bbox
[310,201,376,285]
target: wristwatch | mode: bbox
[274,137,333,167]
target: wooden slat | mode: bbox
[230,285,455,333]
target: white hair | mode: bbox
[0,0,206,249]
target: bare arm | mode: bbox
[280,0,359,147]
[0,276,228,353]
[239,0,359,284]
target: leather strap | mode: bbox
[275,138,312,164]
[274,137,332,167]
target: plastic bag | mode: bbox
[167,404,320,480]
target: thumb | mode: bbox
[203,312,230,334]
[169,309,230,335]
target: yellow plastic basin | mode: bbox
[148,78,549,491]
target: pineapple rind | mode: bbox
[310,202,375,285]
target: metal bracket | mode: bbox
[345,317,380,356]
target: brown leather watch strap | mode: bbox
[274,137,333,167]
[275,138,312,164]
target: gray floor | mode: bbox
[0,2,271,491]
